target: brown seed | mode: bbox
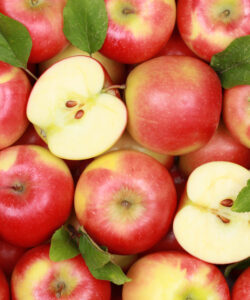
[217,215,230,224]
[220,199,233,207]
[74,109,84,119]
[66,100,77,108]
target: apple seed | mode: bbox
[220,199,233,207]
[65,100,77,108]
[217,215,230,224]
[74,110,84,119]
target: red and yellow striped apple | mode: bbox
[232,267,250,300]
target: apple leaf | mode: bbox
[231,179,250,212]
[63,0,108,54]
[224,257,250,277]
[50,227,80,262]
[79,233,131,285]
[0,13,32,68]
[210,35,250,88]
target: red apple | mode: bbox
[177,0,250,61]
[179,123,250,176]
[232,267,250,300]
[123,251,230,299]
[0,62,31,150]
[100,0,176,64]
[0,239,26,278]
[0,0,68,63]
[0,145,74,247]
[125,56,222,155]
[0,267,9,300]
[74,150,177,255]
[223,85,250,148]
[11,244,111,300]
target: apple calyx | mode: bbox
[122,7,136,15]
[219,9,231,19]
[30,0,41,7]
[54,281,66,298]
[11,183,25,194]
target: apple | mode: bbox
[39,44,127,84]
[0,62,31,150]
[125,56,222,155]
[0,239,26,278]
[27,56,127,160]
[122,251,230,300]
[177,0,250,61]
[107,131,174,168]
[11,244,111,300]
[173,161,250,264]
[0,267,9,300]
[179,123,250,176]
[0,0,68,63]
[100,0,176,64]
[74,150,177,255]
[0,145,74,248]
[232,267,250,300]
[223,85,250,148]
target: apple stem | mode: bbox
[23,68,38,81]
[55,281,65,298]
[102,84,126,93]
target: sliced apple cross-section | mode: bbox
[173,161,250,265]
[27,56,127,160]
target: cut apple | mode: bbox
[27,56,127,160]
[173,161,250,264]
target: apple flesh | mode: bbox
[232,267,250,300]
[0,267,9,300]
[123,251,230,300]
[74,150,177,255]
[11,244,111,300]
[27,56,127,160]
[173,161,250,264]
[125,56,222,155]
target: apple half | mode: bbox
[27,56,127,160]
[173,161,250,264]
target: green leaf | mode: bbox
[231,179,250,212]
[0,13,32,68]
[50,227,80,262]
[224,257,250,277]
[63,0,108,54]
[79,233,131,285]
[210,35,250,88]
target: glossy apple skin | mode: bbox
[11,245,111,300]
[0,145,74,247]
[179,123,250,176]
[0,268,9,300]
[232,267,250,300]
[0,62,31,150]
[75,150,177,255]
[0,239,26,278]
[0,0,68,63]
[100,0,176,64]
[177,0,250,61]
[223,85,250,148]
[126,56,222,155]
[123,251,230,300]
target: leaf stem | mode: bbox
[23,68,38,81]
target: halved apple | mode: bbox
[173,161,250,264]
[27,56,127,160]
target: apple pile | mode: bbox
[0,0,249,299]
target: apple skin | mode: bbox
[177,0,250,61]
[126,56,222,155]
[100,0,176,64]
[0,239,26,278]
[0,62,31,150]
[232,267,250,300]
[0,0,68,63]
[75,150,177,255]
[179,123,250,176]
[11,244,111,300]
[0,267,9,300]
[223,85,250,148]
[39,44,127,84]
[0,145,74,248]
[123,251,230,300]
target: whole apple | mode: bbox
[74,150,177,255]
[0,62,31,150]
[232,267,250,300]
[0,267,9,300]
[11,244,111,300]
[0,145,74,247]
[0,0,68,63]
[125,56,222,155]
